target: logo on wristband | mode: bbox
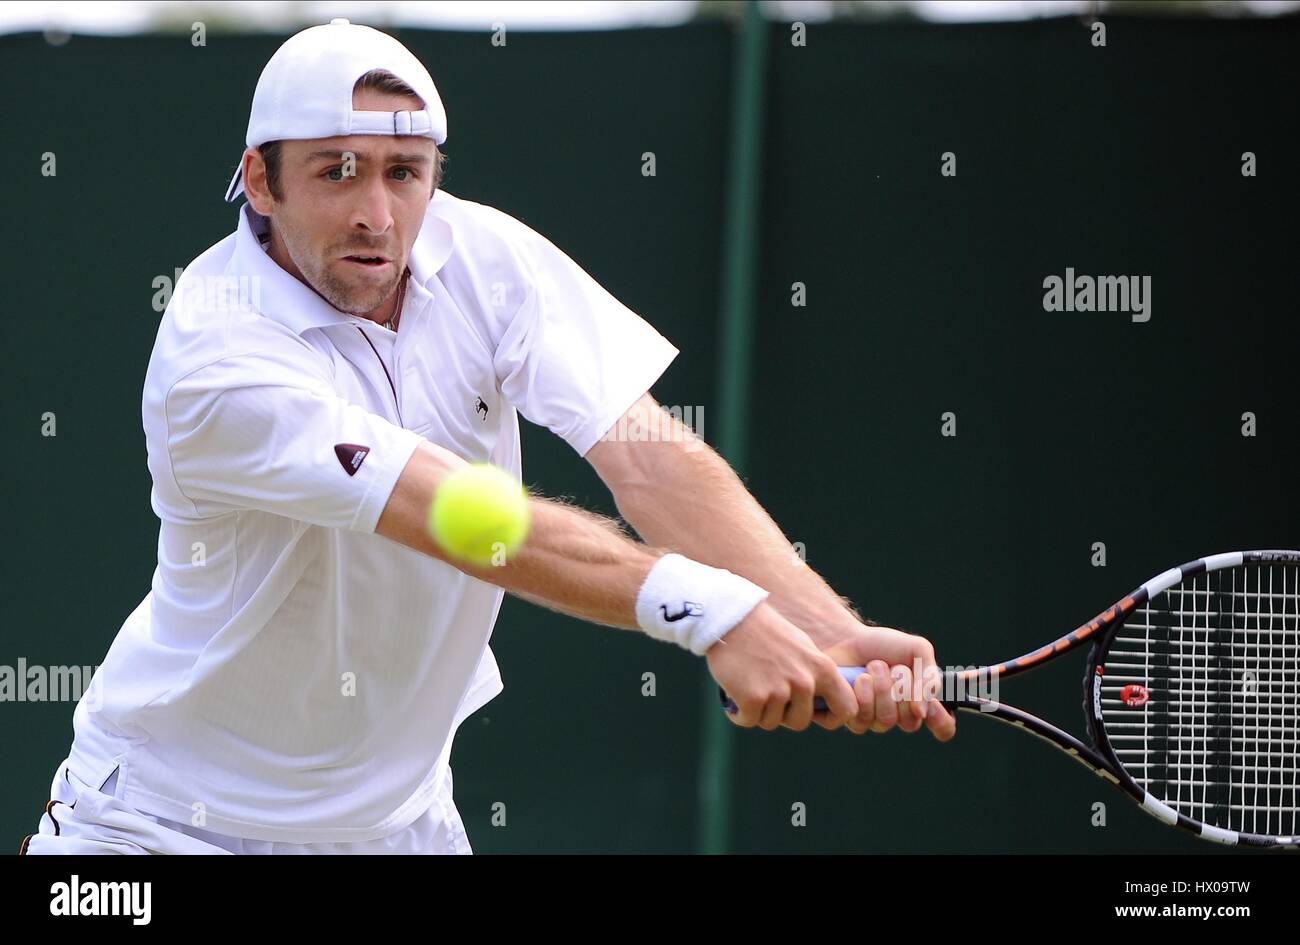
[661,602,704,622]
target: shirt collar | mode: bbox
[404,202,454,316]
[410,195,455,286]
[230,200,455,336]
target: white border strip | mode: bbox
[1199,823,1240,845]
[1202,551,1245,572]
[1141,567,1184,599]
[1142,792,1179,825]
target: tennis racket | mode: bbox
[719,550,1300,847]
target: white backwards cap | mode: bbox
[224,18,447,202]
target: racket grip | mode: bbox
[718,666,867,714]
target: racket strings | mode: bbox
[1100,561,1300,839]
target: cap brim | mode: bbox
[225,164,244,203]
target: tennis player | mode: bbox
[22,20,954,856]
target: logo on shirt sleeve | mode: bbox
[334,443,370,476]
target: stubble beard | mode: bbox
[278,215,399,317]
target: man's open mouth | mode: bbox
[340,253,390,271]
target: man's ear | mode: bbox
[242,148,275,215]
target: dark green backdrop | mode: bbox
[2,14,1295,853]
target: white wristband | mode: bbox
[634,553,770,655]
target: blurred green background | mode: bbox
[2,13,1296,853]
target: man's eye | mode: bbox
[391,167,415,182]
[325,167,346,181]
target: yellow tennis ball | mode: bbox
[428,463,530,567]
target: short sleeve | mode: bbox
[160,353,425,531]
[491,230,679,457]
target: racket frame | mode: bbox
[717,550,1300,848]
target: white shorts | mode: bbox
[20,759,472,855]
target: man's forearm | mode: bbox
[480,497,660,628]
[591,419,861,646]
[377,442,660,629]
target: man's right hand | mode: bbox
[707,603,859,731]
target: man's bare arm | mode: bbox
[585,393,956,741]
[376,442,655,629]
[584,393,864,646]
[372,439,861,731]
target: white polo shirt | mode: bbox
[67,189,679,843]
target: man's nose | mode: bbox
[350,173,394,234]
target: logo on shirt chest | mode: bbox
[334,443,370,476]
[474,396,489,421]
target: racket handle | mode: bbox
[718,666,866,714]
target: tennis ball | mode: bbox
[428,463,530,567]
